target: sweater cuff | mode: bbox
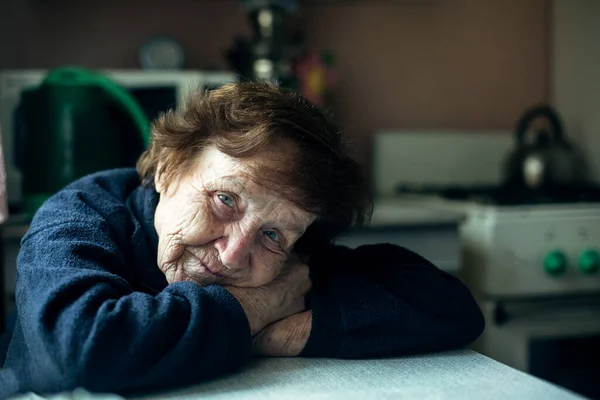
[300,288,342,358]
[202,285,253,368]
[0,368,19,398]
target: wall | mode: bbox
[552,0,600,182]
[0,0,550,165]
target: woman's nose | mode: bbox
[213,231,254,270]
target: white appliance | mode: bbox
[0,69,237,207]
[373,131,600,399]
[405,196,600,399]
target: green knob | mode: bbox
[579,250,600,275]
[543,250,568,276]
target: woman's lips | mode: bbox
[184,250,223,280]
[198,261,222,277]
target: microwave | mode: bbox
[0,69,237,208]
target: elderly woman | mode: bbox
[0,82,483,397]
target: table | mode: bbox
[131,349,583,400]
[7,349,584,399]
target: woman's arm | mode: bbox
[254,243,484,358]
[9,218,252,395]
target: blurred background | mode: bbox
[1,0,600,398]
[0,0,552,169]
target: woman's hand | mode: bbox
[252,310,312,356]
[225,256,311,335]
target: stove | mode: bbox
[394,183,600,397]
[395,183,600,298]
[374,130,600,396]
[460,202,600,299]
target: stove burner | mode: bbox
[396,184,600,205]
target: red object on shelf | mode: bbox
[295,51,337,108]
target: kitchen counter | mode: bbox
[335,198,465,273]
[129,349,581,400]
[369,197,465,228]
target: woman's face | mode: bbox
[154,146,316,288]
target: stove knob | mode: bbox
[543,250,568,277]
[579,250,600,275]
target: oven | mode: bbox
[474,296,600,398]
[373,130,600,398]
[456,199,600,399]
[387,191,600,398]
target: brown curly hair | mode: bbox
[137,81,371,249]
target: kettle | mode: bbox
[18,67,150,214]
[502,105,587,190]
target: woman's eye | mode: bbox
[217,194,234,208]
[263,230,279,243]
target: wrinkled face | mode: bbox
[154,146,316,288]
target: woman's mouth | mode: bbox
[183,250,224,282]
[197,262,222,277]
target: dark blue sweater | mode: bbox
[0,169,484,398]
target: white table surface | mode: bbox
[130,349,583,400]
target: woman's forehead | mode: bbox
[194,148,277,189]
[191,147,315,222]
[199,145,291,173]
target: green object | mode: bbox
[543,250,568,277]
[579,249,600,275]
[42,67,150,146]
[20,66,150,215]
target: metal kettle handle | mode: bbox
[515,104,564,145]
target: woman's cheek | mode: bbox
[158,230,186,267]
[181,201,221,245]
[254,256,286,286]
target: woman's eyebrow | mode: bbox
[278,223,305,237]
[214,176,246,192]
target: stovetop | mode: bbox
[396,183,600,206]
